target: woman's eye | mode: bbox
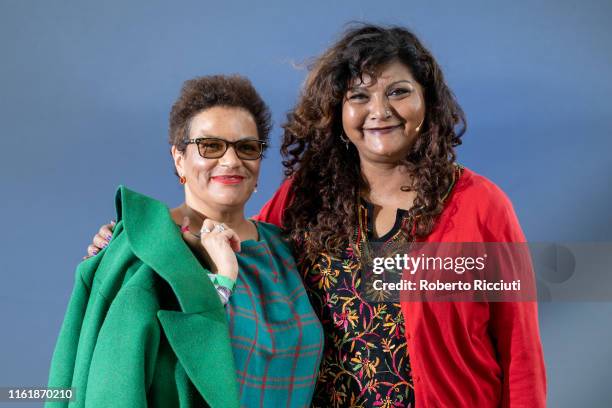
[389,88,412,97]
[239,144,256,152]
[348,93,368,101]
[203,142,223,151]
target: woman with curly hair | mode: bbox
[258,24,546,407]
[87,24,546,407]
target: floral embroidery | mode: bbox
[304,166,463,407]
[302,209,415,407]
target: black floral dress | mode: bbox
[302,199,415,408]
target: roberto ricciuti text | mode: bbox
[372,279,522,292]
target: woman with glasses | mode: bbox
[47,75,323,408]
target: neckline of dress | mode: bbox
[358,197,410,243]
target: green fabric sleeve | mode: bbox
[45,272,92,408]
[85,285,161,407]
[207,273,236,291]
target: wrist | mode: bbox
[216,265,238,281]
[212,273,236,291]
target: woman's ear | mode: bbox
[171,146,185,177]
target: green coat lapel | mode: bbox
[157,310,240,408]
[117,186,240,408]
[117,186,217,313]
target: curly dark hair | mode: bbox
[281,23,466,262]
[169,74,272,155]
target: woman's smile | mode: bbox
[363,124,403,135]
[173,106,261,210]
[210,175,246,185]
[342,60,426,163]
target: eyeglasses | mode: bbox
[184,137,267,160]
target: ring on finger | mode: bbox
[200,226,212,234]
[214,223,226,232]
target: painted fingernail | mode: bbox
[106,235,112,241]
[181,226,189,233]
[101,243,108,248]
[92,249,98,255]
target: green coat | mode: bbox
[46,186,240,408]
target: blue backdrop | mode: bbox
[1,0,611,406]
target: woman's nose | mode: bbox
[369,94,392,120]
[218,145,241,167]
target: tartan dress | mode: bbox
[227,221,324,408]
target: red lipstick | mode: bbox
[210,175,245,185]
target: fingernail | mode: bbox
[92,249,98,255]
[101,243,108,248]
[181,226,189,233]
[110,220,116,225]
[106,235,112,241]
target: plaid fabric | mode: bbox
[227,221,324,408]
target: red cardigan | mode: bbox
[255,167,546,407]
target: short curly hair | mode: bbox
[169,75,272,152]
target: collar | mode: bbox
[115,185,221,314]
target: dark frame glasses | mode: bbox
[184,137,267,160]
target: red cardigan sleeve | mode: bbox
[485,188,547,408]
[252,178,294,228]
